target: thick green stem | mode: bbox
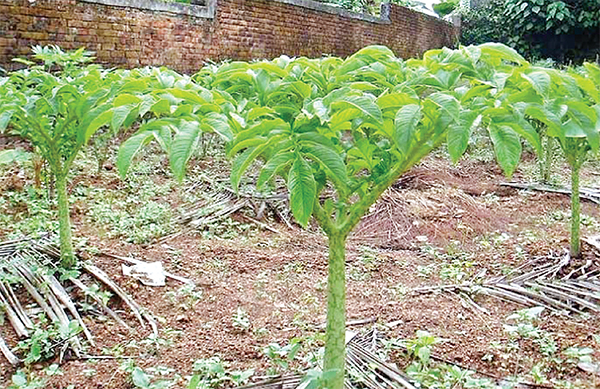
[542,136,553,184]
[570,163,581,258]
[323,232,347,389]
[55,173,76,268]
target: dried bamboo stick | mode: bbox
[13,264,59,323]
[84,263,157,335]
[526,282,600,312]
[0,280,33,329]
[43,274,95,346]
[0,333,19,365]
[496,283,583,314]
[0,285,29,337]
[69,277,129,329]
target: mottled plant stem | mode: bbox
[55,173,75,268]
[324,232,347,389]
[570,162,581,258]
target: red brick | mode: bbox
[0,0,458,72]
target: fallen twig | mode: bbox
[501,182,600,204]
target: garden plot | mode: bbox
[1,152,599,388]
[1,42,600,389]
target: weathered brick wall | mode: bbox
[0,0,459,73]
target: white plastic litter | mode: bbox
[122,261,166,286]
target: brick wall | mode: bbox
[0,0,459,73]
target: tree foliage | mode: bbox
[460,0,600,63]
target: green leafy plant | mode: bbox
[263,341,302,374]
[220,43,534,389]
[131,367,174,389]
[564,346,594,364]
[15,318,82,365]
[232,307,251,332]
[8,371,46,389]
[119,42,536,388]
[0,49,148,267]
[433,0,459,17]
[188,356,253,389]
[511,64,600,257]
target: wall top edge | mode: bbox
[76,0,392,23]
[77,0,216,18]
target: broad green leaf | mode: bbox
[111,104,136,132]
[296,132,336,149]
[376,93,417,113]
[331,95,383,123]
[257,151,295,190]
[574,75,599,103]
[522,71,551,98]
[489,125,522,177]
[150,98,172,115]
[478,43,528,65]
[117,80,147,94]
[117,131,155,178]
[428,93,460,123]
[288,156,316,227]
[0,149,32,164]
[247,106,277,122]
[562,119,587,138]
[447,123,471,163]
[82,106,113,143]
[584,63,600,85]
[203,112,233,142]
[228,137,268,158]
[460,85,492,103]
[232,119,290,149]
[302,142,349,193]
[113,93,142,107]
[329,108,362,131]
[566,101,599,150]
[394,104,422,154]
[312,99,330,124]
[164,88,209,105]
[0,110,14,132]
[502,119,542,155]
[230,137,280,190]
[170,120,201,181]
[132,367,151,388]
[524,104,563,134]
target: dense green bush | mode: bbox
[460,0,600,63]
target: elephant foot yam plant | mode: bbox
[513,62,600,257]
[0,47,186,268]
[0,49,144,268]
[0,46,167,365]
[118,42,537,388]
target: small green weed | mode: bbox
[165,284,203,311]
[8,371,46,389]
[263,340,301,375]
[15,318,82,365]
[189,356,254,388]
[232,307,251,332]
